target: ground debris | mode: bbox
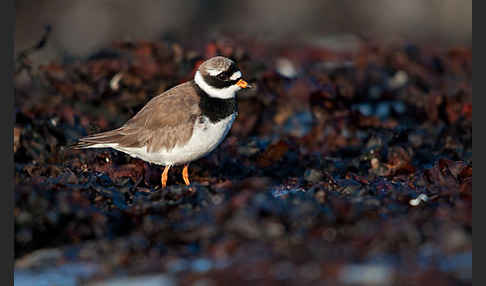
[14,38,471,285]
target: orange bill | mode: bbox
[236,79,248,88]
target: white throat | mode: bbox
[194,71,240,99]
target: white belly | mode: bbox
[106,114,236,166]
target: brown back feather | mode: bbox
[77,81,201,152]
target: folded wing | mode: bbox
[74,82,201,153]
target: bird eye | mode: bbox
[217,72,226,80]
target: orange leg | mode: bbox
[182,164,190,186]
[161,165,171,188]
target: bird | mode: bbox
[75,56,249,188]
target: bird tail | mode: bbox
[71,129,124,149]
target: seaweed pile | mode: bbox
[14,38,472,285]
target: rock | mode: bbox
[276,58,298,78]
[339,264,394,286]
[304,169,323,183]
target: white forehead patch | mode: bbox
[230,71,242,81]
[206,69,222,76]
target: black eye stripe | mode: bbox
[217,65,239,79]
[217,72,227,79]
[203,63,241,88]
[227,63,239,76]
[203,74,239,88]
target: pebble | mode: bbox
[276,58,298,78]
[409,194,428,206]
[339,264,393,285]
[304,169,324,183]
[387,70,408,89]
[191,258,213,273]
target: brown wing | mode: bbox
[76,81,201,152]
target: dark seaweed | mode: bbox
[14,39,472,285]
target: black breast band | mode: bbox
[193,82,237,123]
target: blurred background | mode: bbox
[16,0,471,64]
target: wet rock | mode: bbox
[15,262,99,286]
[337,179,361,195]
[409,194,428,206]
[304,169,323,183]
[276,58,298,79]
[339,264,394,286]
[387,70,408,89]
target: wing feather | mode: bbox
[75,81,201,152]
